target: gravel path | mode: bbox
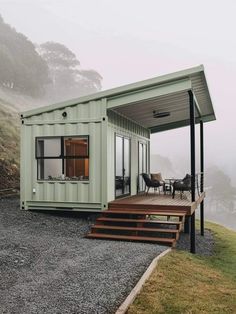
[177,228,215,256]
[0,198,169,314]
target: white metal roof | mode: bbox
[22,65,216,133]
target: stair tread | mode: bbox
[87,233,175,244]
[97,217,181,224]
[104,209,186,216]
[92,225,179,233]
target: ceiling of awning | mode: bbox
[107,65,215,133]
[113,90,192,131]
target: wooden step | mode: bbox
[91,225,179,233]
[86,233,176,246]
[97,217,182,225]
[103,209,186,217]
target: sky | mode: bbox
[1,0,236,182]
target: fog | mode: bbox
[1,0,236,227]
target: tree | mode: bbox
[150,154,175,178]
[0,15,50,96]
[38,42,79,88]
[205,166,236,213]
[38,41,102,102]
[78,69,102,91]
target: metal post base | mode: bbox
[190,212,196,254]
[200,201,204,236]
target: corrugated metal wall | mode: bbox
[21,101,150,210]
[21,100,104,210]
[107,110,149,138]
[107,110,150,202]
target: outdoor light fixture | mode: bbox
[62,111,67,118]
[153,110,170,118]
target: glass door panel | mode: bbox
[123,138,130,195]
[139,143,144,191]
[115,135,130,198]
[138,142,147,192]
[115,136,123,197]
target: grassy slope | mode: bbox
[0,97,20,188]
[0,98,20,165]
[128,222,236,314]
[0,87,51,167]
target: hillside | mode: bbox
[0,96,20,189]
[128,222,236,313]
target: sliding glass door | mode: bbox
[115,135,130,198]
[138,142,147,192]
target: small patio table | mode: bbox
[164,178,177,195]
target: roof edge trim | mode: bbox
[22,65,204,118]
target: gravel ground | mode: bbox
[176,229,215,256]
[0,198,168,314]
[0,198,215,314]
[177,228,215,256]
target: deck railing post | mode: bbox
[189,90,196,254]
[200,120,204,236]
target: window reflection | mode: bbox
[64,137,89,157]
[38,159,62,180]
[36,136,89,181]
[36,138,61,158]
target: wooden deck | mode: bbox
[86,192,205,247]
[109,192,205,216]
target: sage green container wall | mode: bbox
[21,100,105,210]
[21,100,150,211]
[107,110,150,202]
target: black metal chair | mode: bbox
[172,174,191,199]
[142,173,162,195]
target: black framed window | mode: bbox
[36,136,89,181]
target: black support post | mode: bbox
[184,216,190,234]
[200,120,204,236]
[189,90,196,254]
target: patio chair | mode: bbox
[151,173,166,193]
[142,173,162,195]
[172,174,191,199]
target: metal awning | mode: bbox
[106,65,215,133]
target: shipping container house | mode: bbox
[20,65,215,214]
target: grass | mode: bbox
[128,221,236,314]
[0,101,20,165]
